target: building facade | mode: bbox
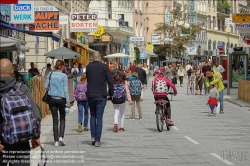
[88,0,134,66]
[24,0,92,73]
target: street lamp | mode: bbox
[184,23,190,29]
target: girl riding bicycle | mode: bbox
[152,70,177,126]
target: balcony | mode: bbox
[217,8,230,17]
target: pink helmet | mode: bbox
[154,69,163,74]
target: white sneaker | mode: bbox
[59,137,66,146]
[54,141,59,147]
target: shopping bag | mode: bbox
[216,102,220,114]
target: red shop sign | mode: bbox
[0,0,18,4]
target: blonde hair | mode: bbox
[179,65,183,72]
[79,73,87,83]
[131,72,138,78]
[137,64,142,68]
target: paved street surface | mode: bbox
[38,77,250,166]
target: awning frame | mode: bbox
[0,22,60,42]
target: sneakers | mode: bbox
[113,124,118,132]
[83,127,89,131]
[139,116,142,120]
[77,123,83,132]
[95,142,101,147]
[119,128,125,132]
[59,137,66,146]
[166,119,174,126]
[91,138,95,146]
[220,110,224,114]
[130,117,135,120]
[54,141,59,147]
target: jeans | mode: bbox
[0,141,30,166]
[49,98,66,142]
[88,98,107,142]
[77,100,89,127]
[202,77,208,94]
[113,102,126,128]
[219,90,224,111]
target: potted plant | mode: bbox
[217,0,230,13]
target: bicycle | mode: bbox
[155,93,173,132]
[166,74,174,100]
[187,77,194,95]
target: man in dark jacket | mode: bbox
[137,64,146,100]
[86,52,113,147]
[0,59,41,166]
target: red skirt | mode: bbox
[207,98,218,105]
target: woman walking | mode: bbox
[112,70,132,132]
[194,65,203,95]
[177,65,185,87]
[74,73,89,132]
[142,63,149,88]
[44,60,70,147]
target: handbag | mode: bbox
[42,72,53,104]
[112,95,126,104]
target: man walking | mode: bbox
[86,52,113,147]
[0,59,41,165]
[205,69,225,114]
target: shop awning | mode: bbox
[0,22,60,42]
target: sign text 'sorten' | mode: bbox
[29,11,59,31]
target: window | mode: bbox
[218,19,220,30]
[222,19,225,31]
[230,43,233,48]
[213,41,216,50]
[208,0,210,4]
[234,44,237,47]
[213,17,216,28]
[226,42,229,54]
[208,40,212,50]
[213,0,215,5]
[208,16,211,29]
[108,0,112,19]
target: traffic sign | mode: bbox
[217,41,223,48]
[140,52,146,59]
[243,35,250,44]
[36,36,39,44]
[93,24,104,37]
[232,13,250,23]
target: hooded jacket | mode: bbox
[205,70,225,93]
[0,77,41,140]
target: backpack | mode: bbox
[129,80,142,95]
[0,82,39,144]
[74,83,87,101]
[112,84,125,104]
[154,78,168,93]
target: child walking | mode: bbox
[207,84,219,117]
[112,70,132,132]
[128,72,143,120]
[74,73,89,132]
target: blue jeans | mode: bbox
[219,90,224,111]
[88,98,107,142]
[77,100,89,127]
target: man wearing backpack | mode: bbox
[0,59,41,166]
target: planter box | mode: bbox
[238,80,250,103]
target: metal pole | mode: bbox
[227,32,230,95]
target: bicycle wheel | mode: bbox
[187,82,190,95]
[156,106,164,132]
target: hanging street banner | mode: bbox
[29,6,59,33]
[10,0,34,24]
[189,0,196,24]
[165,10,170,24]
[70,12,98,32]
[146,42,153,51]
